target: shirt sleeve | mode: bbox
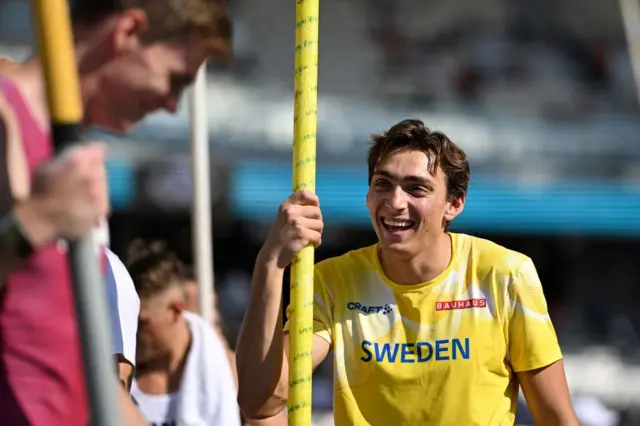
[506,257,563,372]
[284,264,334,346]
[106,249,140,366]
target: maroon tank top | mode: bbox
[0,76,89,426]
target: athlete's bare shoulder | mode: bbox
[0,78,29,201]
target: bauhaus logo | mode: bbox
[436,298,487,311]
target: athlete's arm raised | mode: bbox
[236,190,330,419]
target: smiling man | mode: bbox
[236,119,579,425]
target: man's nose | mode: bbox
[387,186,408,210]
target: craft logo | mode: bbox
[347,301,393,315]
[436,298,487,311]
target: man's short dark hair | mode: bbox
[367,119,470,202]
[126,239,186,299]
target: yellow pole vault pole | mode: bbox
[289,0,319,425]
[31,1,120,425]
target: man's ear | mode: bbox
[170,298,185,319]
[444,194,465,222]
[111,9,148,55]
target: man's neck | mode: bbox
[379,232,453,285]
[136,320,192,395]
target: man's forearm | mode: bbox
[236,250,289,418]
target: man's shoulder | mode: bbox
[0,79,29,203]
[455,233,531,278]
[315,244,378,277]
[0,75,25,137]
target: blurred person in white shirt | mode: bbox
[181,271,288,426]
[126,239,241,426]
[106,248,140,391]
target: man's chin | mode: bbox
[112,119,136,134]
[94,116,137,134]
[380,239,414,256]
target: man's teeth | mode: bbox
[383,218,413,229]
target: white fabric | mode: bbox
[129,388,178,426]
[94,218,110,254]
[132,312,241,426]
[106,248,140,366]
[176,311,241,426]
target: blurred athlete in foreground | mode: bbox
[127,240,241,426]
[181,273,289,426]
[236,119,579,425]
[0,1,230,425]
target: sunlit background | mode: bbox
[2,0,640,424]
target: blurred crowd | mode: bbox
[225,0,637,120]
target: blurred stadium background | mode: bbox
[3,0,640,424]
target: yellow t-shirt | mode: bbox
[285,233,562,426]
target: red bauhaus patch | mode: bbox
[436,298,487,311]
